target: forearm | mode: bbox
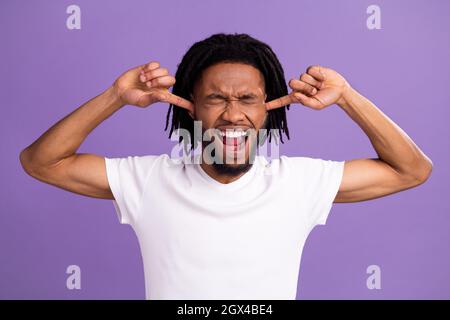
[338,87,432,179]
[21,86,124,169]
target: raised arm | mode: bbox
[265,65,433,203]
[19,61,193,199]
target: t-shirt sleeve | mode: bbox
[104,155,160,225]
[284,156,345,230]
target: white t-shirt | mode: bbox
[104,154,345,300]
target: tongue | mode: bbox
[223,137,239,146]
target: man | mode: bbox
[19,33,432,299]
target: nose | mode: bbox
[221,100,245,123]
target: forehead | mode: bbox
[194,62,265,95]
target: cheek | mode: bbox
[194,105,219,128]
[246,108,267,129]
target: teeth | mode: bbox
[219,130,247,138]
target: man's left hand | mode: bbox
[265,65,351,110]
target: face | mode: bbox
[191,62,268,174]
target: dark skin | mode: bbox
[20,60,432,203]
[190,63,268,183]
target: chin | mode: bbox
[212,162,252,176]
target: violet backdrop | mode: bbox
[1,0,449,299]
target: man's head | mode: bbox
[165,33,290,174]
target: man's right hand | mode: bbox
[112,61,194,115]
[20,60,196,201]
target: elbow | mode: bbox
[408,157,433,187]
[19,148,38,177]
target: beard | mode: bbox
[205,143,255,177]
[211,161,253,176]
[200,122,266,177]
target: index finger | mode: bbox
[164,92,194,113]
[265,94,295,111]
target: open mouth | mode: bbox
[218,130,249,151]
[203,127,256,164]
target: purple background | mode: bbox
[1,0,449,299]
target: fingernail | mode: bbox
[311,88,317,94]
[140,74,146,82]
[146,82,152,88]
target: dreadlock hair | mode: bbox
[165,33,290,151]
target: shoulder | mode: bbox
[104,154,182,177]
[258,155,329,168]
[259,155,345,176]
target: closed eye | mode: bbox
[238,94,258,100]
[204,93,262,106]
[240,97,258,104]
[206,94,227,100]
[205,94,227,104]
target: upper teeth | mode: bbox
[219,130,247,138]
